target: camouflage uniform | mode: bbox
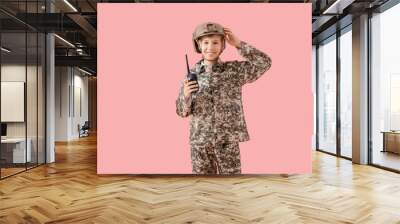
[176,41,272,174]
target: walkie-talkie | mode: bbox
[186,54,198,93]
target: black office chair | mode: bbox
[79,121,90,138]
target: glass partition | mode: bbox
[0,1,46,179]
[1,31,28,177]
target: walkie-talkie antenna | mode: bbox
[185,54,190,73]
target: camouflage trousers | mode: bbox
[190,141,241,174]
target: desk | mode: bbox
[381,131,400,154]
[1,138,32,164]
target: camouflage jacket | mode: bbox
[176,41,272,144]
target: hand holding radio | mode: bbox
[183,79,199,99]
[184,54,199,99]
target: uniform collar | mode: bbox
[194,58,225,73]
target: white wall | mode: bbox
[55,66,69,141]
[72,73,89,138]
[1,66,26,132]
[55,67,89,141]
[1,65,41,137]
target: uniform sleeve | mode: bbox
[234,41,272,85]
[176,80,193,118]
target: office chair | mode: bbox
[79,121,90,138]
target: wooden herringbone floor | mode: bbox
[0,134,400,224]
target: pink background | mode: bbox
[97,3,312,174]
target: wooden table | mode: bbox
[381,131,400,154]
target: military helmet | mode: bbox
[192,22,225,53]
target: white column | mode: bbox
[352,14,369,164]
[46,1,55,163]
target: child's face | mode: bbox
[198,35,224,62]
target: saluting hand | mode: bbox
[223,27,241,48]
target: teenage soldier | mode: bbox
[176,22,272,174]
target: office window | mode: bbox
[317,35,337,154]
[340,27,352,158]
[312,45,317,150]
[371,3,400,171]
